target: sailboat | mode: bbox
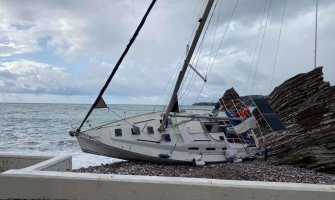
[70,0,261,164]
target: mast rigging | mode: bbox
[160,0,215,131]
[314,0,319,69]
[76,0,157,132]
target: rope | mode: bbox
[269,0,286,92]
[109,109,134,126]
[251,0,273,95]
[111,107,163,112]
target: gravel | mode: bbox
[73,158,335,185]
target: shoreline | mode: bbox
[73,158,335,185]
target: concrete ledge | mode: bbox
[0,153,51,172]
[0,153,71,172]
[23,155,72,172]
[1,170,335,200]
[0,153,334,200]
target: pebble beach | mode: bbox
[73,158,335,185]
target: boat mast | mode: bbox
[160,0,214,131]
[75,0,157,132]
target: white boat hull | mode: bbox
[77,135,190,163]
[75,110,259,164]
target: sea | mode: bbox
[0,103,206,169]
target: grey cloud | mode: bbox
[0,0,334,104]
[0,69,16,80]
[0,60,82,95]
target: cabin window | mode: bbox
[115,128,122,137]
[234,138,243,144]
[206,147,216,151]
[132,125,140,135]
[147,126,154,134]
[163,134,171,142]
[227,138,234,143]
[225,132,239,139]
[188,147,199,150]
[227,138,243,144]
[204,124,213,132]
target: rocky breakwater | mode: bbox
[261,67,335,174]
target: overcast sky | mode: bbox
[0,0,334,105]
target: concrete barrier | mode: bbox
[0,153,334,200]
[0,153,71,172]
[0,153,51,172]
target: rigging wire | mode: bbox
[152,50,185,112]
[190,0,240,110]
[314,0,319,69]
[179,58,199,104]
[179,36,205,103]
[168,1,209,106]
[206,0,223,77]
[188,0,208,46]
[178,0,240,136]
[251,0,273,95]
[153,0,205,111]
[76,0,157,132]
[183,1,223,104]
[207,0,239,77]
[269,0,286,92]
[179,67,196,103]
[179,37,206,99]
[178,0,219,104]
[180,0,223,105]
[243,0,269,95]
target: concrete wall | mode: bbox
[0,153,51,172]
[0,153,71,172]
[0,153,334,200]
[1,171,334,200]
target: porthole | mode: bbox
[147,126,154,134]
[115,128,122,137]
